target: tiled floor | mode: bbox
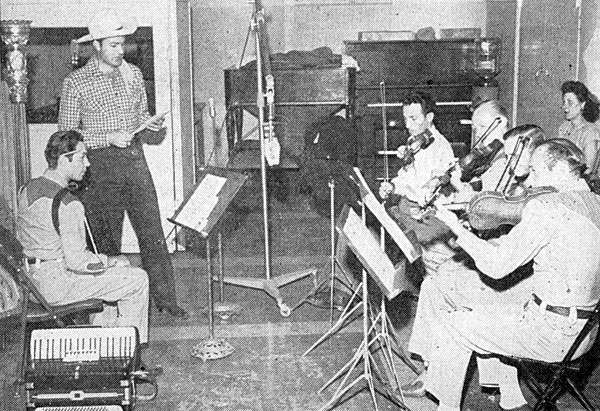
[1,176,599,410]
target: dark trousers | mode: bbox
[79,141,178,307]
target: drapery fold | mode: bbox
[0,81,30,232]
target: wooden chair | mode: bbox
[509,298,600,411]
[0,226,104,389]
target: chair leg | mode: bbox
[565,377,596,411]
[532,374,564,411]
[15,297,30,394]
[520,366,544,397]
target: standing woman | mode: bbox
[558,80,600,173]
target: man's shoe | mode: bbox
[306,287,352,311]
[400,372,427,398]
[157,304,189,319]
[498,404,533,411]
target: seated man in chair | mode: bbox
[403,139,600,411]
[17,130,150,344]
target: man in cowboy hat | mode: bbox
[58,9,187,319]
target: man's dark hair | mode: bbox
[45,130,84,169]
[535,138,587,177]
[561,80,600,123]
[402,91,436,115]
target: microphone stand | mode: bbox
[221,0,315,317]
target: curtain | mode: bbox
[0,81,30,232]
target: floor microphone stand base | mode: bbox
[223,269,317,317]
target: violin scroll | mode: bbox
[398,129,435,168]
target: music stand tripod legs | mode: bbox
[309,204,413,411]
[291,177,357,318]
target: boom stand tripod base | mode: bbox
[220,0,315,316]
[222,268,317,317]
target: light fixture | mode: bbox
[1,19,32,103]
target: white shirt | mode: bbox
[455,180,600,308]
[391,125,455,204]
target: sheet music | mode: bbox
[352,167,421,262]
[340,208,399,298]
[175,174,227,232]
[133,110,170,134]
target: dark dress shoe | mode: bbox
[307,287,352,311]
[157,304,189,319]
[400,372,427,398]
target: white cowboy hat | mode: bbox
[76,9,137,43]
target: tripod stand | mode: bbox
[222,0,314,316]
[291,176,357,320]
[306,204,417,411]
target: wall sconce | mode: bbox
[1,19,32,103]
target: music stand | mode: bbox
[311,206,410,411]
[291,174,358,320]
[169,167,246,360]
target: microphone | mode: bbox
[208,97,220,147]
[265,74,275,139]
[208,97,216,119]
[265,74,275,105]
[70,40,80,68]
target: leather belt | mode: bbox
[532,294,593,320]
[25,257,61,265]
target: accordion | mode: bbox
[25,327,141,411]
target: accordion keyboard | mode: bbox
[36,407,123,411]
[30,327,137,363]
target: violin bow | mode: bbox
[379,81,390,183]
[495,135,528,193]
[473,116,502,148]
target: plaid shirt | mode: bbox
[58,57,150,149]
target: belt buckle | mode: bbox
[569,307,577,324]
[539,300,548,316]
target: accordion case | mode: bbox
[25,327,141,411]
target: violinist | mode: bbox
[378,91,454,277]
[402,139,600,411]
[379,91,455,206]
[451,100,509,196]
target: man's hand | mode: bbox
[146,115,165,132]
[108,131,134,148]
[434,206,463,233]
[396,145,408,159]
[379,181,395,200]
[449,166,464,189]
[107,255,131,268]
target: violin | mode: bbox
[459,139,504,182]
[466,186,558,231]
[397,129,435,168]
[419,139,503,208]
